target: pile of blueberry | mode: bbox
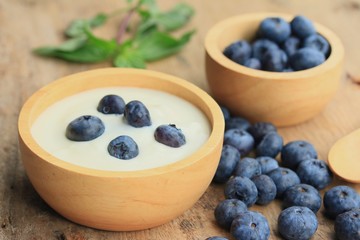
[223,15,330,72]
[65,94,186,159]
[206,106,360,240]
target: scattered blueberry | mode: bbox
[251,174,277,205]
[267,167,301,198]
[124,100,151,128]
[247,122,277,145]
[154,124,186,148]
[296,159,333,190]
[252,39,279,62]
[303,33,330,56]
[257,17,291,43]
[289,47,325,71]
[214,198,247,230]
[256,156,279,174]
[233,157,262,179]
[290,15,316,39]
[213,145,240,183]
[225,117,251,131]
[334,208,360,240]
[224,176,258,207]
[97,94,125,114]
[107,135,139,160]
[281,140,318,170]
[283,183,322,213]
[323,185,360,218]
[281,36,301,57]
[65,115,105,141]
[262,48,288,72]
[223,40,252,64]
[243,57,262,70]
[220,105,231,121]
[206,237,229,240]
[278,206,318,240]
[224,129,254,156]
[256,132,283,158]
[230,211,270,240]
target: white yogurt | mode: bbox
[31,87,211,171]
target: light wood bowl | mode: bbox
[18,68,224,231]
[205,12,344,126]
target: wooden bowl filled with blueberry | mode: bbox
[205,12,344,126]
[17,68,225,231]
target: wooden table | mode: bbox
[1,0,360,239]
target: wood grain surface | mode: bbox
[1,0,360,239]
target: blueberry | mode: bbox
[243,58,262,70]
[323,185,360,218]
[281,36,301,57]
[262,49,288,72]
[233,157,262,179]
[213,145,240,184]
[124,100,151,128]
[206,237,229,240]
[283,183,322,213]
[334,208,360,240]
[65,115,105,141]
[230,211,270,240]
[296,159,333,190]
[256,156,279,174]
[223,40,252,64]
[257,17,291,43]
[303,33,330,57]
[289,47,325,71]
[224,176,258,207]
[108,135,139,160]
[290,15,316,39]
[225,117,251,131]
[251,174,277,205]
[224,129,254,156]
[256,132,283,158]
[214,199,247,230]
[154,124,186,148]
[268,167,300,198]
[220,105,231,121]
[247,122,277,145]
[278,206,318,240]
[252,39,279,62]
[281,140,318,170]
[97,94,125,114]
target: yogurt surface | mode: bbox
[31,87,211,171]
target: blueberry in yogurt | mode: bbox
[108,135,139,160]
[65,115,105,141]
[124,100,151,127]
[97,94,125,114]
[154,124,186,148]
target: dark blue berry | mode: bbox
[247,122,277,145]
[296,159,333,190]
[268,167,300,198]
[124,100,151,128]
[262,49,288,72]
[281,140,318,170]
[65,115,105,141]
[225,117,251,131]
[252,39,279,62]
[214,199,247,230]
[224,176,258,207]
[257,17,291,43]
[97,94,125,114]
[334,208,360,240]
[206,237,229,240]
[278,206,318,240]
[223,40,252,64]
[233,157,262,179]
[230,211,270,240]
[290,15,316,39]
[108,135,139,160]
[220,105,231,121]
[154,124,186,148]
[323,185,360,218]
[290,47,325,71]
[243,58,262,69]
[213,145,240,183]
[224,129,254,156]
[281,36,301,56]
[283,183,322,213]
[303,33,330,57]
[256,132,283,158]
[252,174,277,205]
[256,156,279,174]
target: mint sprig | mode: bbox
[33,1,195,68]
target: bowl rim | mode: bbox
[205,12,345,79]
[18,68,225,178]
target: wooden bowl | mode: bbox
[18,68,224,231]
[205,12,344,126]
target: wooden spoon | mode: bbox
[328,128,360,183]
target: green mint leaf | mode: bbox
[65,13,108,38]
[136,30,195,61]
[113,40,146,68]
[34,36,87,55]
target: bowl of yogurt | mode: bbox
[18,68,224,231]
